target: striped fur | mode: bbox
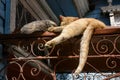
[20,20,57,34]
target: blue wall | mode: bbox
[0,0,5,33]
[0,0,10,80]
[85,0,120,25]
[46,0,78,17]
[85,0,110,25]
[46,0,119,25]
[0,0,10,33]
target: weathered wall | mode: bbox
[0,0,10,80]
[46,0,120,25]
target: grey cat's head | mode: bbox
[20,20,57,34]
[44,20,57,27]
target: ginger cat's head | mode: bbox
[59,15,79,26]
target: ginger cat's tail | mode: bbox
[73,26,94,77]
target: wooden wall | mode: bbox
[46,0,111,25]
[0,0,10,80]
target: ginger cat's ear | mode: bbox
[75,17,79,20]
[59,15,64,21]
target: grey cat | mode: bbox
[20,20,57,34]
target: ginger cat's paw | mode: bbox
[45,40,56,48]
[47,26,55,32]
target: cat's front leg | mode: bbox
[45,34,64,48]
[45,40,56,48]
[48,26,64,32]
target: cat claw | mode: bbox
[45,40,56,48]
[44,43,52,48]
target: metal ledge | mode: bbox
[0,27,120,79]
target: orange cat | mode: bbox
[47,15,79,32]
[45,15,107,77]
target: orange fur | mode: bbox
[45,16,107,77]
[59,15,79,26]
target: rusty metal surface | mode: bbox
[0,27,120,79]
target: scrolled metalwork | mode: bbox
[4,33,120,80]
[114,35,120,53]
[91,36,115,55]
[30,40,46,56]
[106,57,117,69]
[23,60,42,76]
[8,60,44,80]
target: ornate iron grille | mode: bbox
[1,0,120,80]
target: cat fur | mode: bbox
[47,15,79,32]
[45,16,107,76]
[20,20,57,34]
